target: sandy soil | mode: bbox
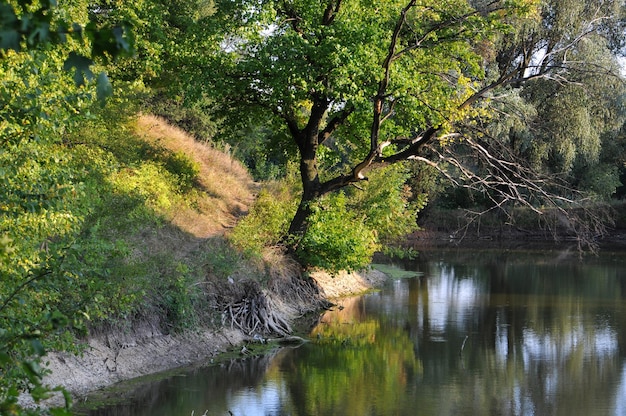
[32,268,387,409]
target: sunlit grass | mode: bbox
[135,114,255,237]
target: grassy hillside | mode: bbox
[133,115,255,237]
[66,112,263,331]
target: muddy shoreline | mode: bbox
[31,269,387,410]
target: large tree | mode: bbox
[206,0,623,249]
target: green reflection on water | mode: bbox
[275,296,423,415]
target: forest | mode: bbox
[1,0,625,414]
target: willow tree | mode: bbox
[484,0,626,197]
[208,0,623,250]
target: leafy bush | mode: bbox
[295,165,422,271]
[163,151,200,191]
[230,164,422,272]
[348,164,421,245]
[144,92,220,142]
[296,192,378,273]
[577,163,622,200]
[229,183,297,256]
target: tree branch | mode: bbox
[322,1,342,25]
[417,135,611,250]
[0,268,53,314]
[318,104,354,146]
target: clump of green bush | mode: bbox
[229,183,297,256]
[230,164,421,273]
[164,151,200,191]
[296,192,378,273]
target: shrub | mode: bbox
[348,164,421,244]
[229,183,297,256]
[163,151,200,191]
[296,192,378,273]
[578,163,621,200]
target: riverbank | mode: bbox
[409,201,626,251]
[34,267,387,410]
[11,113,387,412]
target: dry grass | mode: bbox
[134,114,256,237]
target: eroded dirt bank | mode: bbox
[37,268,387,408]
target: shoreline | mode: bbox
[33,268,388,410]
[404,227,626,252]
[31,228,626,411]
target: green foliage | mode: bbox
[0,90,214,413]
[347,165,421,245]
[210,0,520,142]
[196,237,242,280]
[0,0,134,100]
[0,141,89,412]
[231,165,422,271]
[227,124,296,181]
[163,151,200,191]
[297,192,378,273]
[380,246,419,261]
[484,0,626,186]
[151,262,200,330]
[295,166,422,272]
[143,93,220,142]
[229,184,298,256]
[576,164,622,200]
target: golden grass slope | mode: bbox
[134,114,256,237]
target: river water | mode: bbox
[79,247,626,416]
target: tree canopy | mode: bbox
[195,0,625,253]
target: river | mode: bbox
[78,247,626,416]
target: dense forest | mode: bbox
[1,0,625,414]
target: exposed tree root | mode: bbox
[215,256,329,337]
[220,281,292,336]
[267,273,331,312]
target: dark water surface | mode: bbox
[79,248,626,416]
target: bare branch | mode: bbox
[413,134,612,251]
[318,104,354,145]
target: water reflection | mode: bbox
[82,249,626,416]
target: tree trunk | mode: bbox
[288,146,320,236]
[285,96,330,238]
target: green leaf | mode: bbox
[48,310,69,328]
[112,26,130,54]
[63,51,94,87]
[96,71,113,102]
[30,338,46,356]
[22,359,43,382]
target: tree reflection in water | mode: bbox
[280,249,626,415]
